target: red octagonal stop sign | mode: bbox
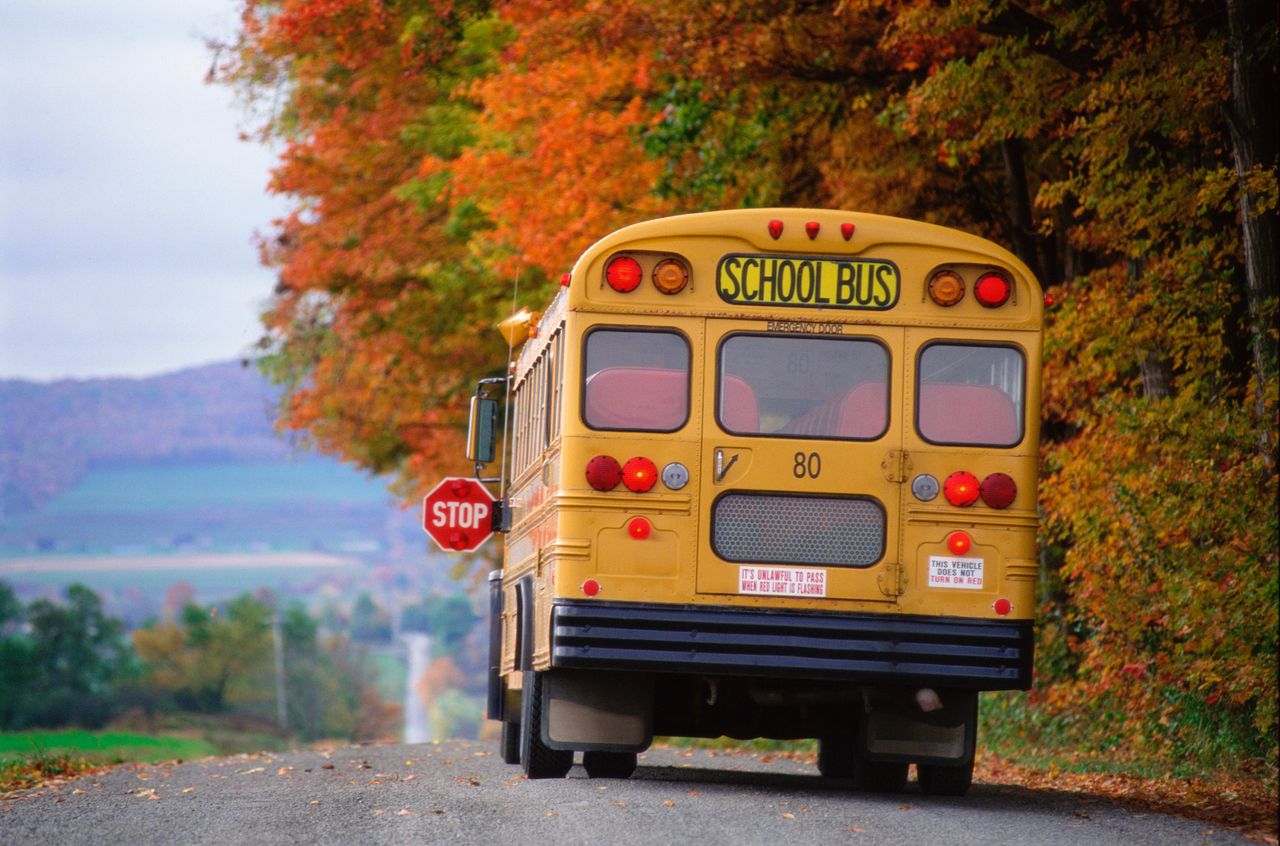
[422,476,496,553]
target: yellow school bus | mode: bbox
[471,208,1042,794]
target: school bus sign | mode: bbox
[422,476,495,552]
[715,253,900,310]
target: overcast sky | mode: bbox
[0,1,285,382]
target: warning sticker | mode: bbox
[928,556,984,589]
[739,566,827,597]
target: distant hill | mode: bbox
[0,361,300,518]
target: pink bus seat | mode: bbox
[918,383,1019,444]
[584,367,688,430]
[720,374,759,432]
[781,382,887,439]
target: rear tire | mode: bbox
[519,671,573,779]
[582,750,637,779]
[499,720,520,765]
[917,758,974,796]
[853,759,909,793]
[816,737,854,779]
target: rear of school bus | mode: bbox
[497,208,1041,792]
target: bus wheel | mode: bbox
[917,759,974,796]
[499,720,520,765]
[519,671,573,779]
[816,737,854,779]
[853,759,909,793]
[582,750,637,779]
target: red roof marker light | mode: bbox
[768,219,784,239]
[974,271,1012,307]
[605,256,642,293]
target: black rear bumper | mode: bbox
[551,600,1032,691]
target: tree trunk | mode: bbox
[1223,0,1279,432]
[1000,138,1044,283]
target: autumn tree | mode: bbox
[222,0,1277,770]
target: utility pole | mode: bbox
[272,613,287,732]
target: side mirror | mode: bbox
[466,396,499,464]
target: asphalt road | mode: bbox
[0,740,1253,845]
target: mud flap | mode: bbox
[541,670,653,752]
[858,689,976,765]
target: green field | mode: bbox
[0,730,218,764]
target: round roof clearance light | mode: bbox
[652,258,689,295]
[605,256,643,293]
[974,271,1012,308]
[622,457,658,493]
[586,455,622,491]
[980,473,1017,509]
[943,471,981,507]
[928,270,965,307]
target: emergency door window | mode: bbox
[717,335,889,439]
[917,343,1024,446]
[583,329,690,431]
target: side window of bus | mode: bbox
[717,335,890,439]
[583,329,690,431]
[916,343,1024,447]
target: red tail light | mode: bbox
[946,531,972,556]
[582,578,601,597]
[622,457,658,492]
[943,471,980,507]
[628,517,651,539]
[980,473,1017,508]
[974,271,1011,307]
[993,597,1012,616]
[586,455,622,491]
[605,256,642,293]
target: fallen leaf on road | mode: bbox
[610,802,627,808]
[428,808,445,815]
[544,811,559,817]
[848,825,865,833]
[688,790,701,797]
[898,805,912,811]
[277,768,291,776]
[371,809,384,816]
[309,800,320,806]
[403,775,417,782]
[238,767,265,776]
[321,764,334,770]
[397,809,413,816]
[181,788,195,795]
[358,761,372,770]
[404,760,414,766]
[442,759,453,765]
[662,800,676,808]
[781,812,796,820]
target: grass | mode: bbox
[0,730,219,792]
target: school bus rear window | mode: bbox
[916,343,1025,446]
[717,334,889,439]
[583,328,690,431]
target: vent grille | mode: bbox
[712,492,884,567]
